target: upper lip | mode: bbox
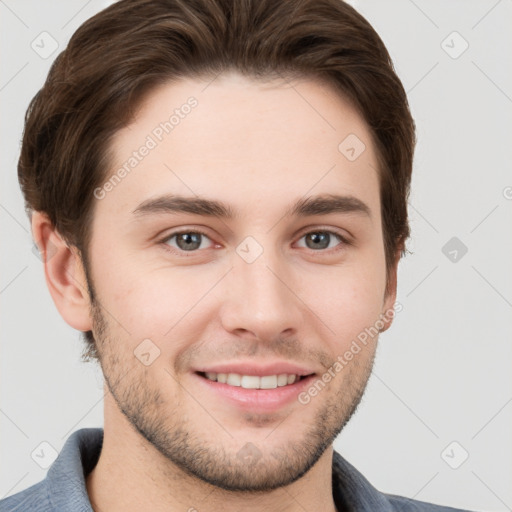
[194,361,317,377]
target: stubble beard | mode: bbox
[90,299,376,493]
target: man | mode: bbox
[0,0,476,511]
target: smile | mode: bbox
[200,371,303,389]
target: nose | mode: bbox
[219,247,304,342]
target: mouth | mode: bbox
[193,367,317,413]
[196,371,310,389]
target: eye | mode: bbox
[162,230,214,253]
[159,228,350,256]
[295,230,348,251]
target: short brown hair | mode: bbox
[18,0,416,361]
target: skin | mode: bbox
[33,72,400,512]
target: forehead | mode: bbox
[100,72,380,219]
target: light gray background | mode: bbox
[1,1,511,510]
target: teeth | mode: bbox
[277,374,288,386]
[260,375,277,389]
[226,373,241,386]
[202,372,302,389]
[241,375,260,389]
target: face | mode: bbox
[85,72,397,491]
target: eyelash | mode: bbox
[159,228,351,257]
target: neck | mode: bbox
[86,394,337,512]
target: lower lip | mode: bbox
[194,373,316,413]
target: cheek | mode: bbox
[92,251,192,340]
[304,259,386,349]
[98,260,228,354]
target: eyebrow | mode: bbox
[132,193,372,220]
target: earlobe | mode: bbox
[32,211,93,332]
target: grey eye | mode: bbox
[298,231,342,250]
[165,232,211,252]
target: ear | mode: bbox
[32,211,93,332]
[379,247,401,334]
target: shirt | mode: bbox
[0,428,475,511]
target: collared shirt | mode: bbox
[0,428,474,511]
